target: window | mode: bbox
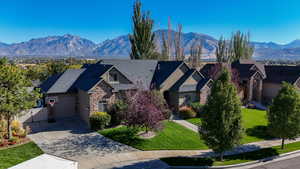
[98,100,108,112]
[109,73,118,83]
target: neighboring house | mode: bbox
[200,59,266,104]
[39,60,212,125]
[200,59,300,105]
[263,65,300,103]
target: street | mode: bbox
[250,156,300,169]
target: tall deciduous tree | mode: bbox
[190,43,202,68]
[216,36,230,63]
[200,68,243,161]
[267,82,300,149]
[129,0,156,60]
[174,24,184,60]
[230,31,253,62]
[0,65,40,139]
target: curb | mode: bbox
[168,150,300,169]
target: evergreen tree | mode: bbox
[0,57,8,65]
[0,65,40,139]
[199,68,243,161]
[129,0,156,60]
[267,82,300,149]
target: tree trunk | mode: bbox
[220,151,224,161]
[281,138,285,149]
[7,116,12,139]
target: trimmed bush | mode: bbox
[108,100,128,126]
[190,102,205,116]
[89,112,111,131]
[179,106,197,119]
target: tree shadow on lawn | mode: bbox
[101,127,144,147]
[246,125,274,140]
[161,147,279,166]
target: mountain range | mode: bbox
[2,30,300,60]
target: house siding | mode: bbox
[200,86,210,105]
[78,89,90,124]
[262,82,281,103]
[160,64,189,92]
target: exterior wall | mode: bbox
[178,91,199,107]
[45,93,77,119]
[78,89,90,124]
[160,64,189,92]
[262,82,282,103]
[166,92,179,112]
[89,81,116,114]
[18,108,48,123]
[102,68,131,84]
[199,86,210,105]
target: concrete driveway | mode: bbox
[27,118,137,164]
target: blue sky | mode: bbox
[0,0,300,44]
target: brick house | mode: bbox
[200,59,300,105]
[263,65,300,104]
[200,59,266,104]
[39,60,212,124]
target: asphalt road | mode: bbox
[250,156,300,169]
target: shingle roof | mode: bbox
[42,69,85,94]
[100,59,158,89]
[152,61,184,88]
[264,65,300,84]
[40,64,113,94]
[200,60,266,80]
[71,64,113,92]
[199,64,214,78]
[39,73,63,93]
[170,69,196,91]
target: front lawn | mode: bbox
[161,141,300,167]
[187,108,270,144]
[0,142,43,169]
[99,121,208,150]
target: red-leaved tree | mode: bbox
[123,89,169,132]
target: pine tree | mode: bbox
[129,0,156,60]
[0,65,40,139]
[199,68,243,161]
[267,82,300,149]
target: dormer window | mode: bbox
[109,73,119,83]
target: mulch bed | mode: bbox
[0,137,31,150]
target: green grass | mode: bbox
[161,141,300,166]
[99,121,208,150]
[187,108,270,144]
[0,142,43,169]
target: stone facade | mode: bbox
[89,81,116,113]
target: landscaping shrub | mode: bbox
[179,106,197,119]
[89,112,111,131]
[190,102,204,115]
[8,136,19,145]
[108,100,127,126]
[11,120,29,138]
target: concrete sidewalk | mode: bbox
[81,137,300,169]
[172,119,198,132]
